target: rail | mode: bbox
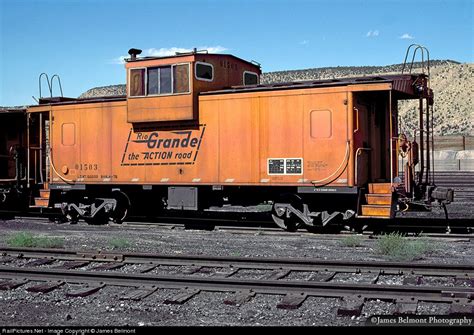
[0,247,472,309]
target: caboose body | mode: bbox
[1,48,453,230]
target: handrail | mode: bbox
[38,73,64,99]
[50,74,64,97]
[401,44,431,77]
[353,107,359,133]
[38,73,52,98]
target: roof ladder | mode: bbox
[38,73,64,99]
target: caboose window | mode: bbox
[129,68,145,96]
[173,64,190,93]
[140,64,190,96]
[159,66,172,94]
[243,71,258,85]
[195,62,214,81]
[147,68,159,95]
[147,66,171,95]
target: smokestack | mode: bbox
[128,48,142,61]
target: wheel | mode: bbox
[110,191,131,224]
[271,212,300,232]
[84,212,109,225]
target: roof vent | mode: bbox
[128,48,142,61]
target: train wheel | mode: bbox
[110,191,131,224]
[66,212,79,225]
[271,213,300,232]
[85,211,109,225]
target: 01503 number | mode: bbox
[76,163,98,171]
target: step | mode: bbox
[33,197,50,208]
[365,194,392,205]
[39,189,50,199]
[368,183,393,194]
[361,204,392,217]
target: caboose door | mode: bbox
[26,111,50,187]
[303,91,350,187]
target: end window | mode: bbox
[195,62,214,81]
[129,68,145,96]
[243,71,258,86]
[174,64,190,93]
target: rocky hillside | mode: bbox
[79,60,473,135]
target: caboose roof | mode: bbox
[125,52,260,68]
[201,74,427,98]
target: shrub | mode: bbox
[341,235,364,247]
[376,232,435,261]
[108,237,131,250]
[7,232,64,248]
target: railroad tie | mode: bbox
[276,293,308,310]
[66,284,105,298]
[54,261,90,270]
[449,300,474,316]
[259,269,291,281]
[163,289,200,304]
[25,258,55,267]
[402,275,423,285]
[223,290,256,306]
[393,298,418,315]
[120,286,158,301]
[213,268,240,278]
[26,281,64,294]
[139,264,158,273]
[307,271,336,282]
[181,266,202,275]
[454,275,473,287]
[337,296,365,316]
[0,279,29,290]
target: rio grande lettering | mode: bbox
[121,126,206,166]
[134,131,199,149]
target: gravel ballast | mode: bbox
[0,217,472,326]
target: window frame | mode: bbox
[128,62,191,98]
[243,70,259,86]
[194,61,214,82]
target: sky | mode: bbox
[0,0,472,106]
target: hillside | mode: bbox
[78,60,473,136]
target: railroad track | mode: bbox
[0,247,472,314]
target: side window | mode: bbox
[61,123,75,146]
[147,66,172,95]
[173,64,190,93]
[147,68,159,95]
[131,64,190,97]
[159,66,172,94]
[310,110,332,138]
[195,62,214,81]
[243,71,259,85]
[129,68,145,96]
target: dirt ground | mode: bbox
[0,217,472,327]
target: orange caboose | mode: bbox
[23,48,450,230]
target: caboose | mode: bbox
[0,46,453,230]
